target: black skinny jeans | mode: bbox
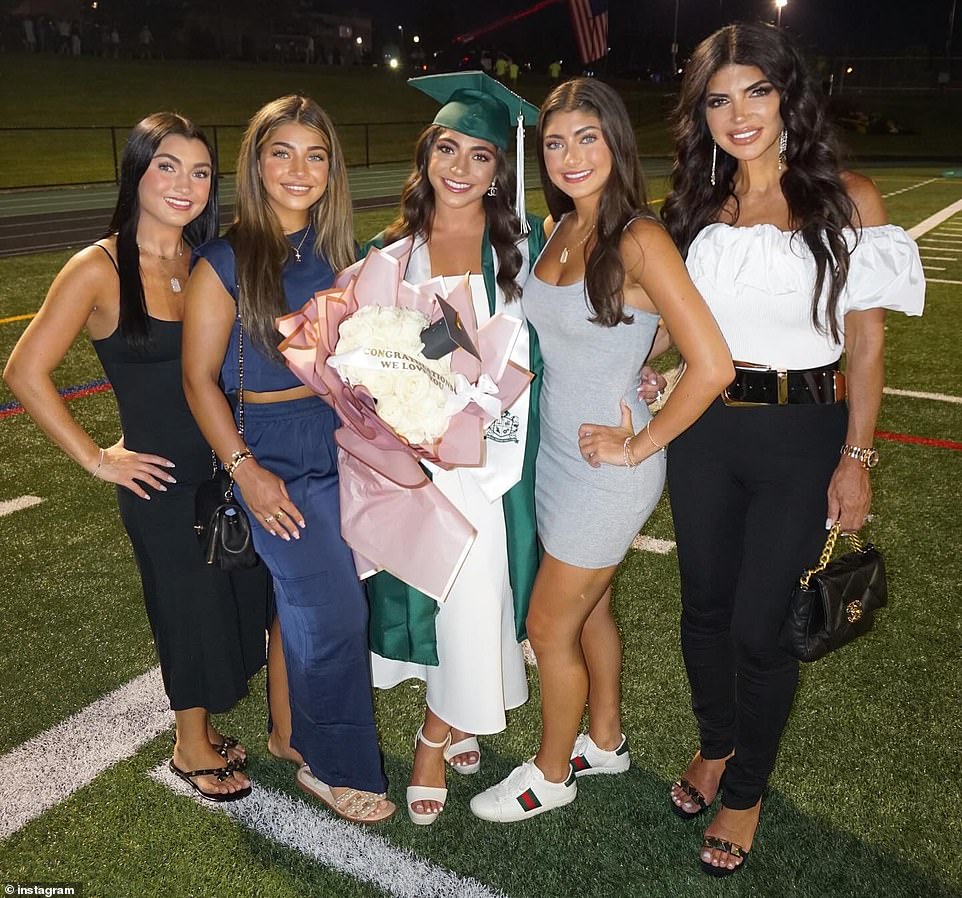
[667,398,847,809]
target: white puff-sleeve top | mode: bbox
[685,223,925,370]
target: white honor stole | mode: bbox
[402,235,532,503]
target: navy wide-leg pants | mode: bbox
[237,396,386,794]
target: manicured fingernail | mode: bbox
[825,518,833,529]
[143,494,151,500]
[269,530,277,537]
[167,475,177,483]
[157,484,167,492]
[282,533,290,542]
[292,531,300,540]
[298,520,306,528]
[166,462,176,468]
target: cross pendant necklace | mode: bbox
[291,226,311,263]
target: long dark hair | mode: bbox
[383,124,523,302]
[661,22,856,341]
[537,79,654,327]
[230,95,354,359]
[106,112,218,349]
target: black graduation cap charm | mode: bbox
[420,294,481,361]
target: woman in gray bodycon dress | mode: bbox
[471,79,733,823]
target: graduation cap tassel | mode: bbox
[516,111,530,235]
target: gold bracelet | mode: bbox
[225,448,253,477]
[645,420,665,451]
[623,435,638,468]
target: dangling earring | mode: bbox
[710,141,717,187]
[778,128,788,172]
[486,180,498,197]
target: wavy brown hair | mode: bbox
[107,112,218,350]
[661,22,856,341]
[382,124,523,302]
[229,95,354,358]
[537,78,655,327]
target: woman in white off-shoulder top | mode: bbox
[648,23,924,876]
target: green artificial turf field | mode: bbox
[0,115,960,898]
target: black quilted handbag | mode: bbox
[779,523,887,662]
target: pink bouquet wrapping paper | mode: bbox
[276,238,532,601]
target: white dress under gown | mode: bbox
[370,266,530,735]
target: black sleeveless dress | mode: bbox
[91,269,269,713]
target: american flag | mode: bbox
[567,0,608,65]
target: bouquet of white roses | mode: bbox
[276,239,531,601]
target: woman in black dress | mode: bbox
[4,113,269,801]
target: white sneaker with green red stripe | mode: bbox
[569,732,630,777]
[469,759,577,823]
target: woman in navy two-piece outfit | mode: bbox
[183,95,395,823]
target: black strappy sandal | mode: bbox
[168,758,252,802]
[211,735,247,770]
[700,835,749,877]
[671,776,711,819]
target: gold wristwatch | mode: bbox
[840,444,879,469]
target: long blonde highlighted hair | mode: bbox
[231,95,354,358]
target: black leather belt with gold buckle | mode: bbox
[721,362,845,407]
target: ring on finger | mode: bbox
[655,390,664,402]
[275,510,286,519]
[264,514,275,523]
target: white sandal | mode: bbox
[407,726,450,826]
[443,734,481,775]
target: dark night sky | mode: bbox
[353,1,955,70]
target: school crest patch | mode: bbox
[486,410,520,443]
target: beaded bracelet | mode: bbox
[623,435,638,468]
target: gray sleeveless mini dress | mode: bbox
[522,268,666,568]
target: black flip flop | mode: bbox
[168,759,252,802]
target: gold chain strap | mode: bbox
[799,523,865,589]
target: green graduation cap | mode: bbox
[408,70,539,231]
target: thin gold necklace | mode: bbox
[559,223,595,264]
[138,239,185,293]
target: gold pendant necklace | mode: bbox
[559,223,595,264]
[138,240,185,293]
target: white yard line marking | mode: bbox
[881,177,938,198]
[921,239,962,246]
[908,199,962,238]
[149,764,506,898]
[0,495,44,517]
[924,266,947,271]
[920,255,957,261]
[884,387,962,405]
[631,534,676,554]
[926,278,962,285]
[0,667,170,840]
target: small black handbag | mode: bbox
[779,523,887,662]
[192,319,259,571]
[194,466,258,570]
